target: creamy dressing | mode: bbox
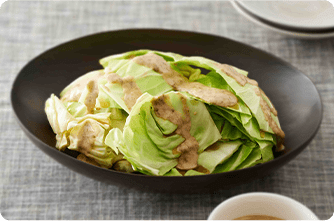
[61,71,105,102]
[133,53,238,107]
[218,64,248,86]
[76,120,98,156]
[217,63,259,87]
[179,82,238,107]
[74,120,114,168]
[253,87,285,139]
[107,73,143,111]
[84,81,99,113]
[152,94,199,170]
[260,88,278,116]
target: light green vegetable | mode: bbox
[67,117,116,168]
[213,143,254,173]
[64,102,87,117]
[121,92,221,175]
[197,141,242,173]
[45,94,74,134]
[112,160,134,173]
[45,95,126,168]
[45,49,284,175]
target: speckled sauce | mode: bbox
[107,72,143,111]
[75,120,98,156]
[133,53,238,107]
[84,81,99,113]
[259,88,278,116]
[61,71,105,102]
[253,87,285,140]
[152,94,199,170]
[216,63,259,87]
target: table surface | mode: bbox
[1,1,333,220]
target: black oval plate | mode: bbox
[11,29,322,193]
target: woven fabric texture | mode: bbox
[1,1,333,220]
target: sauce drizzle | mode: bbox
[75,120,98,156]
[84,81,99,113]
[253,87,285,139]
[152,94,199,170]
[107,73,143,111]
[61,70,105,102]
[133,53,238,108]
[217,63,259,87]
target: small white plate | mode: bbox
[208,192,319,220]
[231,1,334,39]
[237,1,334,31]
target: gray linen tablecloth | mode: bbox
[1,1,333,220]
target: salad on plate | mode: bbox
[45,49,285,176]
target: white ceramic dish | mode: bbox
[231,1,334,39]
[236,1,334,31]
[208,192,319,220]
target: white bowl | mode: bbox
[208,192,319,220]
[230,1,334,39]
[236,1,334,31]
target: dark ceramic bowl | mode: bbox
[11,29,322,193]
